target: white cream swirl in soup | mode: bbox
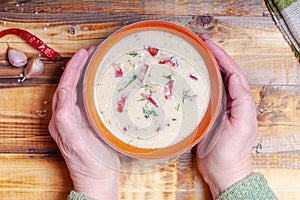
[95,30,210,149]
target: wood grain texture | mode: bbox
[1,153,300,200]
[0,0,299,199]
[0,0,268,16]
[0,154,72,200]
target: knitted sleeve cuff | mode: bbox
[68,190,96,200]
[217,172,278,200]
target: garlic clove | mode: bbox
[22,58,44,81]
[8,48,28,67]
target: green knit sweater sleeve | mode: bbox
[68,190,95,200]
[217,172,278,200]
[68,173,277,200]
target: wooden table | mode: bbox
[1,1,299,199]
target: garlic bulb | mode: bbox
[8,48,28,67]
[22,58,44,81]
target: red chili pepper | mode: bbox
[144,45,159,57]
[114,64,123,77]
[159,57,179,67]
[189,74,199,80]
[117,96,127,113]
[137,64,149,83]
[0,28,61,61]
[156,126,162,132]
[165,80,174,99]
[156,123,170,132]
[141,93,159,107]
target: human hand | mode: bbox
[49,48,120,200]
[196,34,257,199]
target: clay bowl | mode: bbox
[83,21,222,159]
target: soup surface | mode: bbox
[95,30,210,149]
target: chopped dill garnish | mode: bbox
[182,89,191,103]
[163,73,173,81]
[143,84,156,94]
[137,98,146,102]
[149,88,156,94]
[142,107,157,119]
[175,103,180,111]
[118,74,137,92]
[128,51,138,57]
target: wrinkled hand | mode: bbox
[49,48,120,200]
[197,35,257,199]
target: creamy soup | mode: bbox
[95,30,210,149]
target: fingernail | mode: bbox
[57,88,67,104]
[203,175,209,184]
[88,46,96,56]
[231,73,241,86]
[199,33,209,41]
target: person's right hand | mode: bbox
[196,34,258,199]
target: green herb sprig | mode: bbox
[118,74,137,92]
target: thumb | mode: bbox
[57,88,68,106]
[228,73,256,123]
[48,88,69,143]
[229,73,249,98]
[54,88,78,141]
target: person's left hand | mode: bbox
[49,48,120,200]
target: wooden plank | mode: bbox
[119,151,210,200]
[252,85,300,158]
[0,15,282,46]
[0,86,55,123]
[0,154,72,200]
[255,168,300,200]
[256,125,300,154]
[0,86,58,153]
[253,151,300,169]
[0,153,299,200]
[0,60,63,83]
[253,85,300,127]
[0,0,268,17]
